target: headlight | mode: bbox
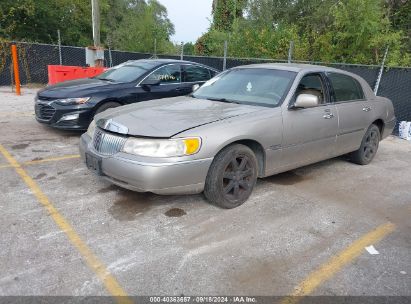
[55,97,90,105]
[122,137,201,157]
[86,120,96,138]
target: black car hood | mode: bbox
[37,78,121,99]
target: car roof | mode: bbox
[124,59,219,70]
[234,62,348,73]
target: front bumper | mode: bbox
[79,134,213,195]
[35,100,94,130]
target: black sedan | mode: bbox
[34,59,220,130]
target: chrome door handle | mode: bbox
[323,113,334,119]
[362,107,371,112]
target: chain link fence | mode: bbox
[1,41,410,134]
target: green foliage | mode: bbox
[315,0,411,66]
[384,0,411,51]
[183,42,195,55]
[0,0,175,53]
[196,0,411,66]
[212,0,247,31]
[0,0,94,46]
[195,30,229,56]
[226,20,308,59]
[110,0,175,53]
[1,0,410,66]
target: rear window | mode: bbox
[328,73,364,102]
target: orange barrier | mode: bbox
[48,65,107,85]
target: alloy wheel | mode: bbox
[222,154,254,201]
[363,129,379,162]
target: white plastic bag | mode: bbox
[399,121,411,140]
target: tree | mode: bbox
[315,0,410,65]
[0,0,94,46]
[384,0,411,50]
[109,0,175,53]
[0,0,175,53]
[183,42,195,55]
[212,0,247,31]
[197,0,410,66]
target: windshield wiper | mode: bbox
[205,97,240,104]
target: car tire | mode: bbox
[95,101,121,114]
[204,144,258,209]
[350,124,380,165]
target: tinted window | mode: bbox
[192,68,296,107]
[296,74,326,104]
[328,73,364,102]
[146,65,181,84]
[182,65,211,82]
[96,61,158,82]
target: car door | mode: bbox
[139,64,183,101]
[180,64,213,93]
[280,72,338,167]
[326,72,371,154]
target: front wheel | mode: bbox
[204,144,258,209]
[350,124,380,165]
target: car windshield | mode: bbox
[96,61,158,83]
[192,68,296,107]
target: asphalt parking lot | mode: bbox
[0,87,410,300]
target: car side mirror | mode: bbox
[293,94,319,109]
[141,78,161,91]
[192,84,200,92]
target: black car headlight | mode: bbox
[55,97,91,105]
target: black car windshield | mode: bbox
[192,68,296,107]
[96,62,158,82]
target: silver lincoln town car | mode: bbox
[80,63,396,208]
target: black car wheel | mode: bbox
[350,124,380,165]
[204,144,258,208]
[95,101,121,114]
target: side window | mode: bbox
[182,65,211,82]
[328,73,364,102]
[146,65,181,84]
[295,73,326,104]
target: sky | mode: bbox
[158,0,213,43]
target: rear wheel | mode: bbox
[350,124,380,165]
[95,101,121,114]
[204,144,258,209]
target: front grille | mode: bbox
[35,103,56,121]
[93,128,127,155]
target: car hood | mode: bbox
[95,96,264,137]
[37,78,117,99]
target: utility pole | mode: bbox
[89,0,104,67]
[180,42,184,60]
[223,40,228,71]
[57,29,62,65]
[288,40,294,64]
[91,0,100,47]
[374,46,389,95]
